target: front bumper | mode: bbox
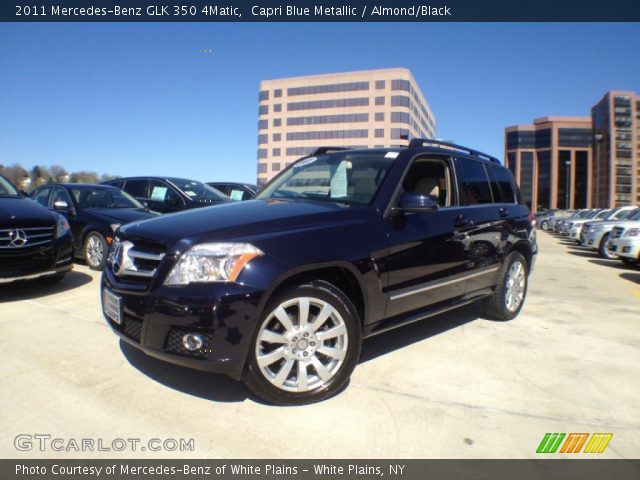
[610,238,640,260]
[583,231,606,250]
[101,268,266,379]
[0,233,73,284]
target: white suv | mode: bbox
[609,225,640,267]
[581,207,640,258]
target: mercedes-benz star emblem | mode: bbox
[109,240,134,276]
[8,229,28,247]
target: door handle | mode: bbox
[499,208,509,217]
[454,215,470,227]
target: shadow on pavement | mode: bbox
[567,250,598,258]
[119,340,249,403]
[620,272,640,284]
[588,259,629,270]
[360,304,480,364]
[0,270,93,302]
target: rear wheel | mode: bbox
[480,252,528,321]
[245,281,361,405]
[598,233,617,260]
[540,220,549,230]
[84,232,108,270]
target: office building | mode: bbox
[591,90,640,207]
[257,68,436,184]
[505,117,592,211]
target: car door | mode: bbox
[454,157,507,295]
[383,155,470,318]
[50,187,83,251]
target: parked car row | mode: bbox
[1,174,260,281]
[545,206,640,267]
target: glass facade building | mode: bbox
[257,68,436,184]
[591,91,640,207]
[504,117,592,211]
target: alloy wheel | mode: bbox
[504,260,526,313]
[255,297,348,393]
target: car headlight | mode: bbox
[164,243,263,285]
[625,228,640,237]
[55,214,70,238]
[110,223,121,233]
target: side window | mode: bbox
[51,188,73,207]
[33,187,51,207]
[149,180,180,203]
[492,167,518,204]
[402,157,452,207]
[486,166,504,203]
[123,179,148,198]
[109,179,125,189]
[456,158,494,205]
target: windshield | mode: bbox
[627,209,640,221]
[594,210,611,219]
[613,209,636,220]
[0,175,20,197]
[257,152,395,205]
[72,187,144,209]
[169,178,230,202]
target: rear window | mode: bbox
[490,166,519,203]
[456,157,493,205]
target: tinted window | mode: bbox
[33,187,51,206]
[71,187,142,209]
[108,179,125,189]
[123,179,148,198]
[491,167,518,203]
[457,158,493,205]
[486,167,503,203]
[168,178,229,202]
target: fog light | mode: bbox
[182,333,204,351]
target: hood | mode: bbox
[120,199,375,247]
[0,197,56,228]
[586,219,640,228]
[84,207,158,224]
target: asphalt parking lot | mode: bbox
[1,232,639,459]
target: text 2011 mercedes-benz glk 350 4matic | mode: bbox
[102,140,537,405]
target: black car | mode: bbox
[207,182,260,201]
[31,184,159,270]
[0,174,73,284]
[103,177,231,213]
[102,140,537,405]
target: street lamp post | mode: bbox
[565,160,571,209]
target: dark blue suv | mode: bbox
[101,140,537,405]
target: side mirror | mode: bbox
[53,200,70,211]
[396,193,439,213]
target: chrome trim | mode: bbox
[389,266,500,301]
[0,270,58,284]
[56,256,73,265]
[0,239,52,249]
[128,249,165,261]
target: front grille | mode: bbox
[165,327,214,358]
[612,227,625,239]
[110,236,167,286]
[0,226,55,250]
[123,316,143,342]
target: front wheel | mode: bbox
[598,233,617,260]
[480,252,529,321]
[245,281,361,405]
[84,232,108,270]
[540,220,549,230]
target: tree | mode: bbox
[31,165,52,188]
[70,171,100,184]
[50,165,69,183]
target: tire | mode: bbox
[245,280,361,405]
[598,233,617,260]
[84,232,108,270]
[480,252,528,321]
[540,220,549,230]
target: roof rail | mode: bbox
[309,147,352,156]
[408,139,501,164]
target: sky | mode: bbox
[1,22,639,184]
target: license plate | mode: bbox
[103,288,122,325]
